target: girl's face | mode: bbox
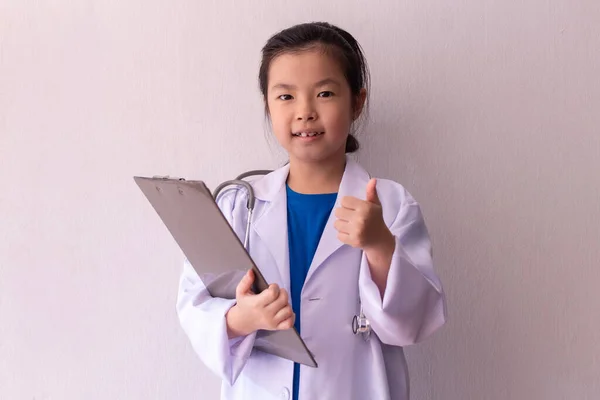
[266,48,364,166]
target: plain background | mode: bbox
[1,1,599,399]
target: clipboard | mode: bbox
[133,175,317,368]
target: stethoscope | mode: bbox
[212,170,372,340]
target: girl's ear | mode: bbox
[353,88,367,120]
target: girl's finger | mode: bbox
[277,314,295,330]
[334,219,350,234]
[273,305,294,325]
[334,206,353,221]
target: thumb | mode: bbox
[366,178,380,205]
[236,269,255,298]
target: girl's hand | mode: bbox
[334,178,396,296]
[226,269,295,338]
[334,178,395,254]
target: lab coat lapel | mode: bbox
[252,164,291,291]
[304,156,371,286]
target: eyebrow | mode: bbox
[270,78,342,91]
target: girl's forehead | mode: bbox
[268,49,345,85]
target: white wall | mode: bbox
[1,1,599,399]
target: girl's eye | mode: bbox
[278,94,293,100]
[318,91,334,98]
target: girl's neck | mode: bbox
[286,154,346,194]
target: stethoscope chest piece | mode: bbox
[352,307,371,340]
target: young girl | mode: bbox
[177,22,446,400]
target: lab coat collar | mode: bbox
[252,155,371,290]
[252,155,370,201]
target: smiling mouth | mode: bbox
[292,131,324,137]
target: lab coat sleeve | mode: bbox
[175,190,257,385]
[358,185,447,346]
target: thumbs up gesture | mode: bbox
[365,178,381,205]
[334,178,394,253]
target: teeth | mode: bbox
[294,132,322,137]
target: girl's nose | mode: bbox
[297,113,316,121]
[296,101,318,121]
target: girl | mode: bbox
[177,22,446,400]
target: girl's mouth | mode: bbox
[292,131,324,137]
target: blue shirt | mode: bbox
[286,184,337,400]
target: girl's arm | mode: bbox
[359,182,447,347]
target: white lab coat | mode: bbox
[176,156,446,400]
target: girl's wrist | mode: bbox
[365,231,396,264]
[226,304,254,339]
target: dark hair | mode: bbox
[258,22,370,153]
